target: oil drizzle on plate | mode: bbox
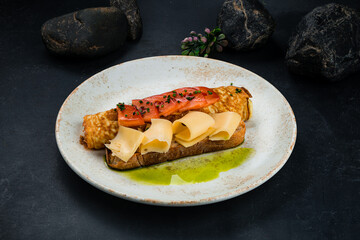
[107,147,254,185]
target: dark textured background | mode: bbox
[1,0,359,239]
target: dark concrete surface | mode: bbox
[0,0,359,239]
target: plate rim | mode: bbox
[55,55,297,206]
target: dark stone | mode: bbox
[41,7,128,57]
[217,0,275,51]
[286,4,360,81]
[110,0,142,40]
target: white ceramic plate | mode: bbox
[55,56,296,206]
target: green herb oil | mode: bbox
[108,147,254,185]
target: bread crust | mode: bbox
[105,121,246,170]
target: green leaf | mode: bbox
[217,34,225,40]
[212,27,221,35]
[206,46,211,54]
[181,49,190,55]
[194,48,200,56]
[181,44,189,50]
[216,44,223,52]
[189,51,195,56]
[219,40,228,47]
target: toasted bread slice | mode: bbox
[105,121,246,170]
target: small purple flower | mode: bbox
[181,27,225,57]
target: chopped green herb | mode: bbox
[116,103,125,111]
[146,101,150,104]
[163,95,167,98]
[172,90,176,93]
[179,93,183,97]
[151,103,153,106]
[177,100,180,103]
[133,112,135,115]
[207,91,213,95]
[125,114,128,117]
[161,104,164,108]
[156,105,159,108]
[184,90,187,92]
[139,100,143,104]
[173,93,176,97]
[186,96,195,101]
[230,94,233,96]
[230,83,233,86]
[146,108,150,112]
[136,112,139,115]
[114,109,117,112]
[236,88,242,93]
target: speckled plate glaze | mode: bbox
[55,56,297,206]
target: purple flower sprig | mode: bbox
[181,27,228,57]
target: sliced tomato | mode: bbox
[116,103,145,127]
[132,99,160,122]
[194,86,220,106]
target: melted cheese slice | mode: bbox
[140,119,173,154]
[175,127,215,148]
[248,99,253,119]
[105,125,144,162]
[172,111,215,141]
[209,112,241,141]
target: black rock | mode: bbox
[110,0,142,40]
[217,0,275,51]
[286,4,360,81]
[41,7,128,57]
